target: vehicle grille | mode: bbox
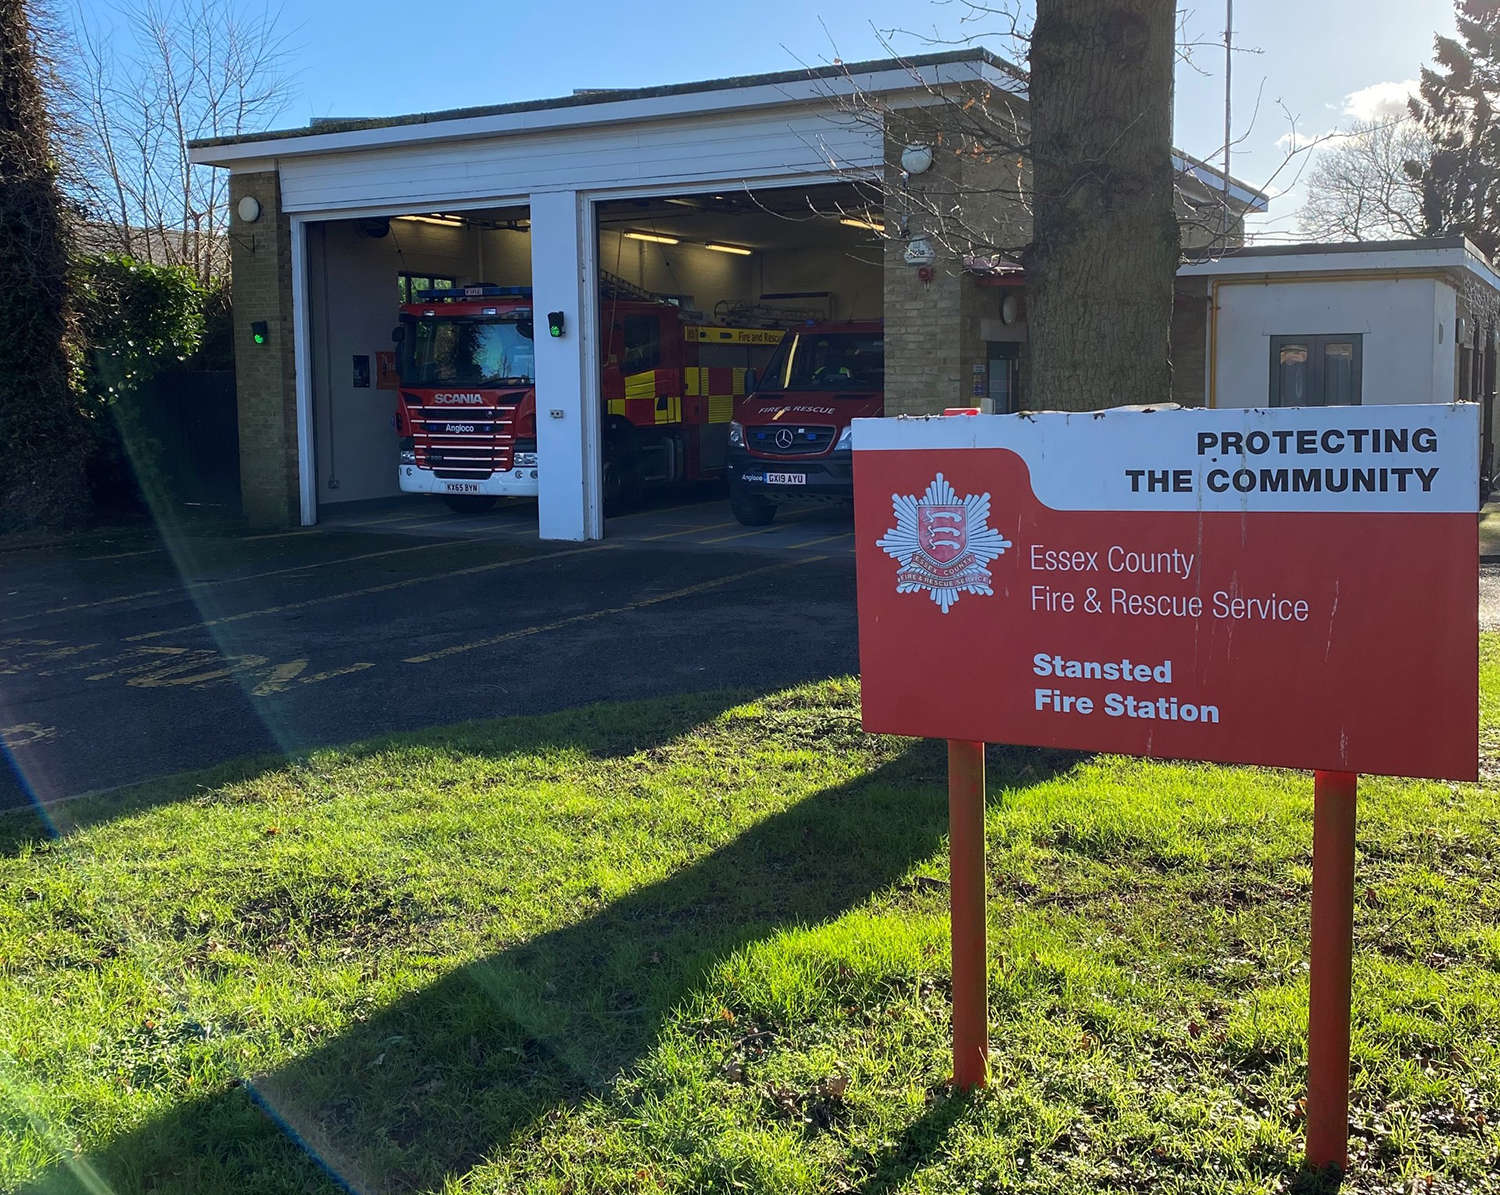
[747,425,837,456]
[407,402,518,477]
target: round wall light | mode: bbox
[900,144,934,175]
[1001,294,1023,325]
[236,195,262,224]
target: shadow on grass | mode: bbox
[849,1089,976,1195]
[0,687,766,856]
[19,733,1079,1195]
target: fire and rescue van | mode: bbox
[392,281,780,512]
[725,319,884,525]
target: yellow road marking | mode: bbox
[696,510,826,544]
[126,543,607,642]
[240,528,319,543]
[638,519,741,541]
[38,640,376,694]
[288,661,376,688]
[607,500,725,522]
[789,531,855,549]
[0,641,99,675]
[31,540,457,620]
[1,722,56,749]
[406,556,824,664]
[80,546,163,561]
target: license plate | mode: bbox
[766,472,807,486]
[445,483,480,493]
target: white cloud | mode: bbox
[1276,129,1322,153]
[1342,79,1420,123]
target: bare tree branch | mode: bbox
[1297,115,1433,242]
[59,0,298,285]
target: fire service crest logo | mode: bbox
[877,474,1011,613]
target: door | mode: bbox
[1269,334,1363,406]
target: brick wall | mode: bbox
[229,171,299,526]
[882,106,1031,417]
[1171,279,1209,407]
[881,98,1244,416]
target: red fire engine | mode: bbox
[392,280,781,512]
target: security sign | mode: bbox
[854,404,1479,780]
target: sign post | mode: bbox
[1306,769,1359,1169]
[947,739,988,1088]
[852,404,1478,1163]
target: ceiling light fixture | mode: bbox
[703,242,752,256]
[840,216,885,233]
[399,214,464,227]
[623,230,680,245]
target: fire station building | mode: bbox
[190,48,1499,540]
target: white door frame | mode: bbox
[286,173,870,531]
[289,214,316,525]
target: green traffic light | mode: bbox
[251,319,269,345]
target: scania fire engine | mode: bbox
[392,282,780,512]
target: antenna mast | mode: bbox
[1223,0,1233,215]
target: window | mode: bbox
[1269,334,1363,406]
[398,273,456,304]
[399,316,535,385]
[988,342,1022,414]
[622,314,661,373]
[759,331,885,391]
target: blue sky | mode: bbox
[71,0,1456,237]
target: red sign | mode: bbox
[854,405,1479,780]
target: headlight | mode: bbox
[514,451,537,467]
[728,420,745,447]
[398,437,416,464]
[834,425,854,451]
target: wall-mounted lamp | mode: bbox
[623,230,680,245]
[236,195,262,223]
[900,144,934,175]
[703,242,752,256]
[839,217,885,233]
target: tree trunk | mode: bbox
[0,0,91,531]
[1025,0,1180,411]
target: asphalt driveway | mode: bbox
[0,507,857,819]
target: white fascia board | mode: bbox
[1179,244,1500,292]
[1171,154,1268,213]
[224,156,276,174]
[191,60,1018,167]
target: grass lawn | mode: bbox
[2,649,1499,1195]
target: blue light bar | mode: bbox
[415,284,533,301]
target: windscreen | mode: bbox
[400,316,536,386]
[759,330,884,392]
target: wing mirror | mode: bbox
[391,326,405,344]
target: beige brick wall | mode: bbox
[229,171,299,526]
[882,106,1031,417]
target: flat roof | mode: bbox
[187,47,1268,211]
[190,49,1022,150]
[1179,236,1500,291]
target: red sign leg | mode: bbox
[948,739,988,1089]
[1306,769,1358,1171]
